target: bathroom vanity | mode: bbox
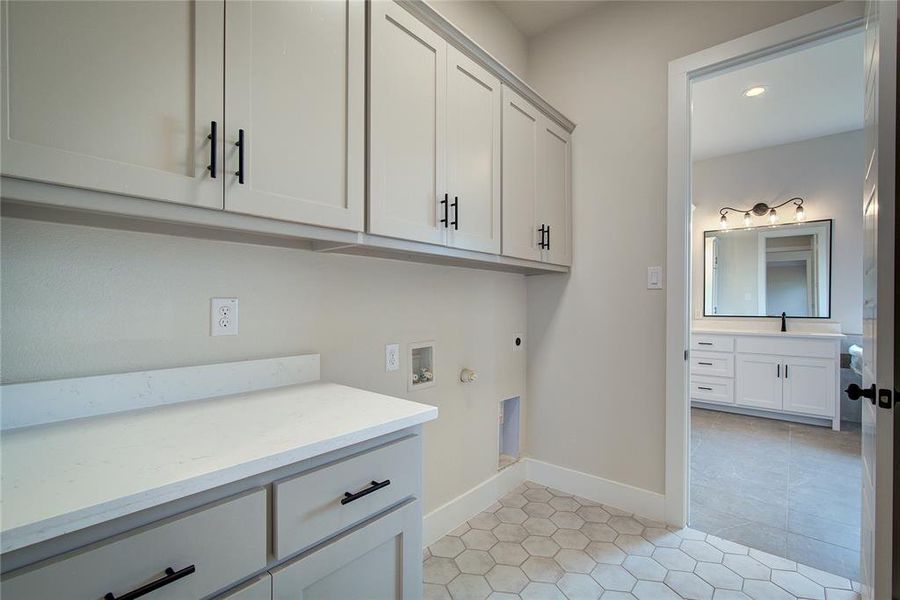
[690,329,844,429]
[0,355,437,599]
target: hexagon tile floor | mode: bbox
[423,481,862,600]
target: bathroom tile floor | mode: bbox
[424,481,861,600]
[690,408,862,580]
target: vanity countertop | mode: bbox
[691,328,845,340]
[0,382,437,554]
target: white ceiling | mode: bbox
[691,31,864,161]
[493,1,602,37]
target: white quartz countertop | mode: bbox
[692,328,845,339]
[0,382,437,554]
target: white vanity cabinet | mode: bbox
[1,0,225,209]
[691,330,842,429]
[501,87,572,266]
[369,1,502,253]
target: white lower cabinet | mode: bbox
[782,356,836,417]
[271,500,422,600]
[216,574,272,600]
[735,354,784,411]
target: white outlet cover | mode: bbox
[385,343,400,372]
[211,298,239,336]
[647,266,663,290]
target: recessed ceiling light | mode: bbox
[743,86,767,98]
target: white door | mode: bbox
[1,0,224,209]
[501,86,542,261]
[270,501,422,600]
[445,47,501,254]
[538,118,573,266]
[369,1,447,245]
[782,357,835,418]
[859,1,896,597]
[224,0,364,231]
[735,354,783,411]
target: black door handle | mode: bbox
[207,121,217,178]
[440,194,449,228]
[104,565,195,600]
[235,129,245,184]
[846,383,875,403]
[341,480,391,505]
[451,196,458,230]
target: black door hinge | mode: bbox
[877,388,894,409]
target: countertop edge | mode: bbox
[0,406,438,554]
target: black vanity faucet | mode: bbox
[781,312,787,332]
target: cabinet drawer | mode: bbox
[690,352,734,378]
[1,490,266,600]
[735,336,837,359]
[215,574,272,600]
[274,435,421,559]
[691,376,734,405]
[690,334,734,353]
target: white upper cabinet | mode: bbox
[369,1,447,245]
[501,87,542,262]
[223,0,364,231]
[1,0,224,209]
[445,47,502,254]
[538,119,572,266]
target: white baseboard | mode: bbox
[525,458,666,522]
[423,461,526,546]
[423,458,667,547]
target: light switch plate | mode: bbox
[385,343,400,372]
[647,266,663,289]
[211,298,239,336]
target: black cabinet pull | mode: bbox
[777,364,780,378]
[207,121,217,178]
[235,128,245,184]
[451,196,459,230]
[104,565,195,600]
[698,342,713,346]
[698,361,713,366]
[440,194,449,228]
[538,224,547,249]
[546,225,550,250]
[341,479,391,505]
[784,365,788,378]
[697,386,713,391]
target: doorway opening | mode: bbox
[686,22,865,582]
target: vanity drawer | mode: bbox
[735,336,837,359]
[691,334,734,353]
[690,376,734,405]
[690,351,734,378]
[1,489,266,600]
[274,435,420,559]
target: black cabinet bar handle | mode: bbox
[342,479,391,505]
[698,342,713,346]
[538,224,548,249]
[104,565,195,600]
[440,194,448,228]
[451,196,459,230]
[546,225,551,250]
[207,121,217,178]
[235,128,245,184]
[698,361,713,366]
[777,364,780,378]
[697,386,713,391]
[784,365,788,378]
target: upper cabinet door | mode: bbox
[224,0,364,231]
[1,0,224,208]
[501,87,542,262]
[538,119,572,266]
[445,47,501,254]
[369,1,447,245]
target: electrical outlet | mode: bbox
[385,343,400,372]
[211,298,239,336]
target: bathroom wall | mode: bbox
[524,0,834,496]
[0,1,530,520]
[692,130,865,335]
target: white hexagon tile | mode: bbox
[424,481,861,600]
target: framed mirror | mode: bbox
[703,219,832,318]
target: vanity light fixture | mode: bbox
[718,197,805,229]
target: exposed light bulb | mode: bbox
[720,214,728,229]
[795,205,805,221]
[769,208,778,223]
[743,212,751,227]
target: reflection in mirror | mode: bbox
[703,220,831,318]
